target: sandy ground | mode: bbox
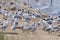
[0,0,60,40]
[3,26,60,40]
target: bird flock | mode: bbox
[0,1,60,33]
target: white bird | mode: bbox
[29,15,36,19]
[42,20,48,25]
[1,21,8,30]
[0,9,5,14]
[11,24,16,30]
[7,13,12,17]
[23,13,29,16]
[17,10,22,14]
[43,24,54,32]
[22,22,30,30]
[11,21,17,30]
[28,22,37,31]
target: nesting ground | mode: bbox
[0,0,60,40]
